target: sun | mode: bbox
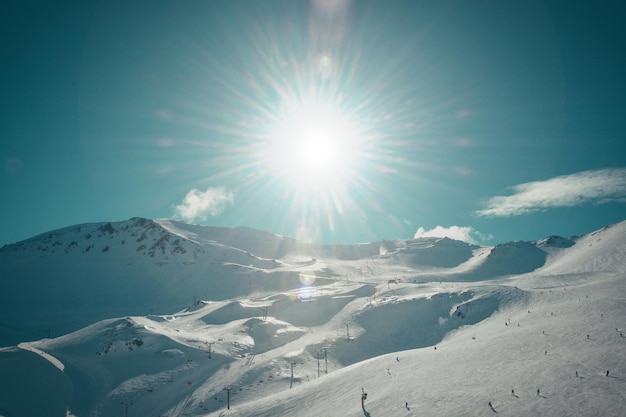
[263,98,361,192]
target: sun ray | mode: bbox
[150,2,448,243]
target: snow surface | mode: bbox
[0,218,625,416]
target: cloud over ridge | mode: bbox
[174,187,234,221]
[476,168,626,217]
[414,225,490,245]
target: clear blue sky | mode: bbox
[2,0,625,246]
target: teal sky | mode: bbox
[2,0,625,246]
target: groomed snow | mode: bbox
[0,219,624,416]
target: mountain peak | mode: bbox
[0,217,205,260]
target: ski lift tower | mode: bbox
[223,385,233,409]
[290,360,296,388]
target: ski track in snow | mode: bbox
[17,342,65,371]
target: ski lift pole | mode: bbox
[324,348,328,374]
[223,385,233,410]
[317,350,320,378]
[206,341,215,359]
[120,400,132,417]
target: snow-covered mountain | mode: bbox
[0,218,625,417]
[0,217,475,346]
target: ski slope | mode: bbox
[0,219,625,416]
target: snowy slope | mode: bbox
[0,218,305,346]
[0,219,624,416]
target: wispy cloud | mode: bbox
[476,168,626,217]
[174,187,234,222]
[414,225,491,245]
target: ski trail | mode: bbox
[17,342,65,371]
[171,392,194,417]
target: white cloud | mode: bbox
[414,225,490,245]
[476,168,626,217]
[174,187,234,221]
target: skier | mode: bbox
[537,388,540,396]
[606,370,610,377]
[576,371,579,378]
[405,401,409,409]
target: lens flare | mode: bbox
[295,270,317,301]
[299,270,317,285]
[296,284,317,301]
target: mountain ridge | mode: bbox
[2,218,624,343]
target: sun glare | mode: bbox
[264,98,361,192]
[177,2,429,242]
